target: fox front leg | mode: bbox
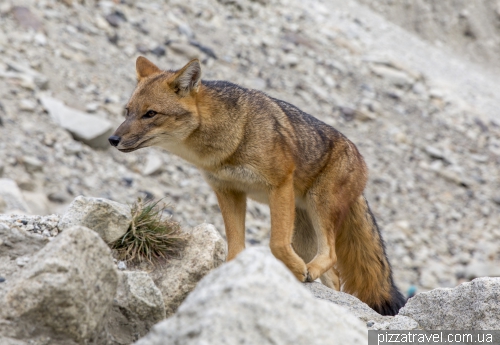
[214,190,247,261]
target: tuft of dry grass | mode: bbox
[111,198,189,265]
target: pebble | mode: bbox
[16,256,30,267]
[19,99,37,111]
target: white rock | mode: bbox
[1,226,118,343]
[58,196,132,243]
[142,153,163,176]
[39,95,113,149]
[149,223,226,317]
[135,247,367,345]
[18,99,37,112]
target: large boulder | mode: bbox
[58,196,131,243]
[149,223,226,317]
[135,247,367,345]
[399,277,500,329]
[107,271,166,344]
[0,226,118,343]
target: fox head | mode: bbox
[109,57,202,152]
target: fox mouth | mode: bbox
[117,138,154,152]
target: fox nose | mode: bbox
[108,135,121,147]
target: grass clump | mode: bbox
[111,198,189,265]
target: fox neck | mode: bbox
[159,82,245,170]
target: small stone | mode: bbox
[0,277,5,283]
[117,261,127,270]
[136,43,149,54]
[85,102,100,113]
[16,256,30,267]
[48,192,67,203]
[105,12,125,28]
[189,40,217,59]
[150,46,166,57]
[371,65,414,88]
[425,146,445,160]
[177,23,194,38]
[19,99,37,112]
[142,153,163,176]
[22,156,44,173]
[167,42,200,59]
[12,6,43,31]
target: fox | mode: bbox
[108,56,406,315]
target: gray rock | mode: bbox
[150,223,226,317]
[0,179,31,214]
[304,282,389,323]
[399,277,500,329]
[1,226,118,343]
[58,196,132,243]
[135,247,367,345]
[39,96,113,149]
[304,282,420,330]
[107,271,166,344]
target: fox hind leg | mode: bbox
[302,185,352,284]
[320,267,341,291]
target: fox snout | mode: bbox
[108,135,121,147]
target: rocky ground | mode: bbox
[1,202,499,344]
[1,0,500,296]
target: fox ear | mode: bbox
[136,56,161,81]
[170,59,201,96]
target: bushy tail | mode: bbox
[335,196,406,316]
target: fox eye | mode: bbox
[142,110,157,119]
